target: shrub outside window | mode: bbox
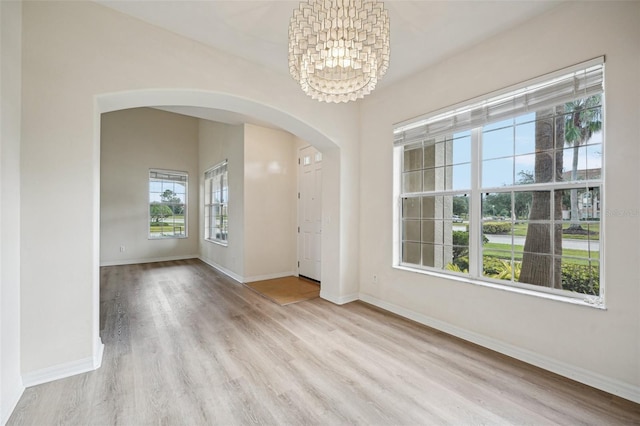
[149,169,187,239]
[394,58,604,304]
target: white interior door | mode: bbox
[298,146,322,282]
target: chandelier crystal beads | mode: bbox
[288,0,390,103]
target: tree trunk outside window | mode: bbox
[519,107,564,289]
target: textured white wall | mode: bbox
[198,120,245,281]
[359,2,640,401]
[100,108,200,265]
[21,1,359,377]
[243,124,297,281]
[198,122,300,282]
[1,0,25,422]
[101,111,299,281]
[10,0,639,414]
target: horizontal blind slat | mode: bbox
[204,162,228,179]
[394,59,603,146]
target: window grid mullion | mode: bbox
[148,169,187,240]
[469,127,482,277]
[204,162,228,245]
[394,62,604,304]
[480,180,601,193]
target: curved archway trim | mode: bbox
[91,90,346,364]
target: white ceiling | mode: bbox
[96,0,563,123]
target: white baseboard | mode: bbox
[1,383,25,426]
[197,257,243,283]
[22,339,105,388]
[100,254,198,267]
[244,271,296,283]
[320,290,359,305]
[94,339,105,370]
[358,293,640,404]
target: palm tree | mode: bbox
[564,95,602,232]
[519,105,564,289]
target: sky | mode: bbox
[149,181,187,204]
[448,112,603,190]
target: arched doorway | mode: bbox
[93,90,344,360]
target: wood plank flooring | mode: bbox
[8,259,640,425]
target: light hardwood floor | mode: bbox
[8,259,640,425]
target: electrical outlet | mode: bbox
[120,245,125,252]
[373,274,378,284]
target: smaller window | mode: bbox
[204,161,229,245]
[149,169,187,239]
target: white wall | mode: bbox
[21,0,359,380]
[100,108,200,265]
[0,0,24,422]
[359,2,640,402]
[9,0,639,416]
[198,121,245,281]
[198,122,298,283]
[243,124,297,281]
[101,110,299,280]
[100,109,304,283]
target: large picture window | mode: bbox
[149,169,188,239]
[394,58,604,304]
[204,161,228,245]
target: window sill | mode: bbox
[148,235,188,240]
[392,264,606,310]
[205,238,228,247]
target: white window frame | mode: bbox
[204,161,229,246]
[393,58,605,307]
[148,169,188,240]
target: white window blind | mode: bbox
[394,57,604,146]
[150,170,187,184]
[204,161,227,181]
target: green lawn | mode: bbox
[483,242,599,265]
[494,222,600,241]
[149,215,185,234]
[149,225,183,230]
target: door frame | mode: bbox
[297,145,322,282]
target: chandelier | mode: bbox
[288,0,390,103]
